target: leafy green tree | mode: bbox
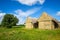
[1,14,18,28]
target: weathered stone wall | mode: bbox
[25,17,33,29]
[25,23,33,29]
[39,21,51,29]
[58,22,60,28]
[51,22,55,29]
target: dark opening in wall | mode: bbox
[33,22,38,28]
[52,20,59,28]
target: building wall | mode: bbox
[25,23,33,29]
[50,21,55,29]
[25,20,58,29]
[58,23,60,28]
[38,21,54,29]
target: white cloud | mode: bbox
[14,7,40,25]
[15,8,39,17]
[39,0,45,5]
[16,0,45,6]
[56,11,60,16]
[0,13,6,24]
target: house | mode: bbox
[25,12,60,29]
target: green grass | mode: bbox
[0,26,60,40]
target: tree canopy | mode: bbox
[1,14,18,28]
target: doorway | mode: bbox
[33,22,38,28]
[52,20,59,28]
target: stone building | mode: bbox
[25,12,60,29]
[25,17,37,29]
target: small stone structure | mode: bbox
[25,12,60,29]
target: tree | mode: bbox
[1,14,18,28]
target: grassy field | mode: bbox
[0,26,60,40]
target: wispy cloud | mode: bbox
[16,0,45,6]
[14,7,40,25]
[38,0,45,5]
[14,7,39,17]
[56,11,60,16]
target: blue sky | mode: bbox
[0,0,60,25]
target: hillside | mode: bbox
[0,26,60,40]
